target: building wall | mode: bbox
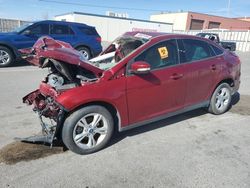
[55,13,173,41]
[150,12,188,30]
[0,18,30,32]
[150,12,250,31]
[236,17,250,22]
[186,12,250,30]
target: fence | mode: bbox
[0,18,30,32]
[173,30,250,52]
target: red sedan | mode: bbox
[21,32,241,154]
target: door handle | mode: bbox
[211,64,216,70]
[170,73,183,80]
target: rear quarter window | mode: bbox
[211,44,224,56]
[78,27,98,35]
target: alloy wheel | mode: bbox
[0,50,10,65]
[215,87,230,111]
[73,113,108,149]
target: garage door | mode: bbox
[190,19,204,30]
[208,22,221,29]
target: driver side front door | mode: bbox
[126,39,187,126]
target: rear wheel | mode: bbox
[208,83,232,114]
[62,105,114,155]
[76,46,91,60]
[0,46,14,67]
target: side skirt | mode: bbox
[119,100,209,132]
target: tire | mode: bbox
[76,46,91,60]
[62,105,114,155]
[208,83,232,115]
[0,46,14,67]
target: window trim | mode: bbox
[126,38,181,76]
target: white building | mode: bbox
[54,12,173,42]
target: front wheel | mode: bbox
[62,105,114,155]
[0,46,14,67]
[208,83,232,115]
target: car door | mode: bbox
[49,24,75,45]
[177,38,220,106]
[126,39,187,125]
[14,23,49,49]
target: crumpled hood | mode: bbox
[19,36,103,77]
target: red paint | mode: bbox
[23,32,241,130]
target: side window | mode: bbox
[211,44,224,56]
[78,27,98,35]
[29,24,49,35]
[134,39,179,70]
[51,24,74,35]
[182,39,213,62]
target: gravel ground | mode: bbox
[0,52,249,188]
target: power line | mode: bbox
[39,0,165,12]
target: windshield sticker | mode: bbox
[134,33,152,39]
[158,47,168,59]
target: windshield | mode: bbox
[89,35,148,70]
[12,22,33,33]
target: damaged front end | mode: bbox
[21,85,66,146]
[19,36,104,146]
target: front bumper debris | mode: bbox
[19,88,66,147]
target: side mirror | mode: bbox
[130,61,151,74]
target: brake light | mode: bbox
[96,37,102,43]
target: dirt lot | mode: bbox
[0,52,249,188]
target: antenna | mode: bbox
[227,0,231,17]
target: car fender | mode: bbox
[0,41,19,58]
[55,80,128,126]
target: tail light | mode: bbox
[96,37,102,43]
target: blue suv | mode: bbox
[0,20,102,67]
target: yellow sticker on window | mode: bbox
[158,47,168,59]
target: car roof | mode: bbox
[123,31,211,42]
[33,20,94,28]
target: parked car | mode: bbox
[20,32,241,155]
[196,33,236,51]
[0,20,102,67]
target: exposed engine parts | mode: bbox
[48,74,64,88]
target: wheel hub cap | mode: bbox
[215,87,230,111]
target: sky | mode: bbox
[0,0,249,21]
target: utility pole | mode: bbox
[227,0,231,17]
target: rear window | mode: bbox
[78,27,98,35]
[211,45,224,55]
[51,24,74,35]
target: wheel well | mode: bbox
[0,44,16,58]
[66,101,120,132]
[218,78,234,88]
